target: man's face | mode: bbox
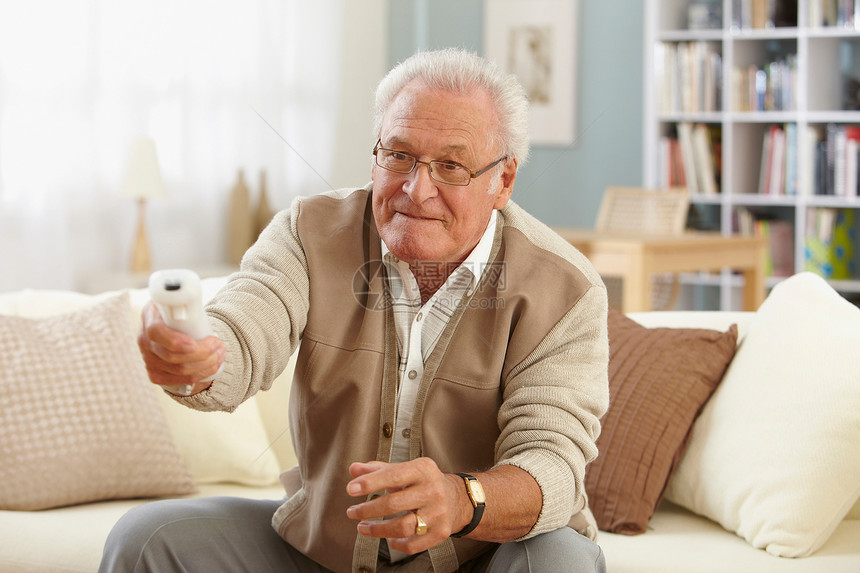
[371,80,517,267]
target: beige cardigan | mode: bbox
[181,185,609,572]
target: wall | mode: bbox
[387,0,644,227]
[0,1,388,292]
[330,0,388,189]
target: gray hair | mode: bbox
[373,48,530,166]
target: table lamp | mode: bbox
[121,137,167,273]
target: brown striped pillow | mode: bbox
[585,309,737,534]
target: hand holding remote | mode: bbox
[148,269,224,395]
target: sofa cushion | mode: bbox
[0,293,197,510]
[664,272,860,557]
[154,391,281,486]
[597,501,860,573]
[0,282,285,486]
[585,309,737,534]
[0,483,285,573]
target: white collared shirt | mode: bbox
[379,211,497,563]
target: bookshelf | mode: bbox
[644,0,860,309]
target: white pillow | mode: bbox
[664,272,860,557]
[154,390,281,486]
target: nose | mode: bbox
[402,160,438,204]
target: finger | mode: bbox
[346,461,395,498]
[385,513,443,556]
[140,303,223,361]
[139,304,193,361]
[147,334,223,366]
[137,307,224,388]
[347,487,421,522]
[348,461,388,482]
[346,460,422,498]
[141,303,185,346]
[141,343,224,387]
[387,530,438,557]
[139,331,222,374]
[355,511,418,541]
[145,321,197,356]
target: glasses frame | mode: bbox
[372,139,506,187]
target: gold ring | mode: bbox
[414,512,428,536]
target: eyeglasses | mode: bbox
[372,139,506,187]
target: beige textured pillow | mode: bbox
[0,279,283,487]
[664,272,860,557]
[0,293,196,510]
[585,309,737,534]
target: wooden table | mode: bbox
[553,228,767,312]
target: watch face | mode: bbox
[468,479,486,505]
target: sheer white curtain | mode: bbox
[0,0,384,292]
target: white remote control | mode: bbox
[148,269,223,396]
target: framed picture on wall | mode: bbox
[484,0,578,146]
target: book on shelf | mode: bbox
[658,136,687,188]
[805,208,857,279]
[785,123,798,196]
[732,56,797,112]
[800,125,818,196]
[761,219,795,277]
[835,124,846,196]
[769,125,786,195]
[658,42,722,114]
[678,123,700,194]
[688,0,723,31]
[757,124,798,196]
[757,127,772,195]
[732,0,798,29]
[846,128,860,196]
[735,208,795,277]
[658,123,721,195]
[809,0,860,28]
[805,124,860,196]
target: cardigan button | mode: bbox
[382,423,393,438]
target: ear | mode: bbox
[492,158,517,210]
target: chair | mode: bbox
[595,186,690,310]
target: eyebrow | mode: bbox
[382,137,472,163]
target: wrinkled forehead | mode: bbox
[380,80,500,157]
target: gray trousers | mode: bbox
[99,497,606,573]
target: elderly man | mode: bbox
[101,48,609,573]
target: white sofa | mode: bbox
[0,273,858,573]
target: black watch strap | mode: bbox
[452,472,485,538]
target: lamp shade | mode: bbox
[120,137,167,200]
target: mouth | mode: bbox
[395,211,442,222]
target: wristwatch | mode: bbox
[451,473,486,538]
